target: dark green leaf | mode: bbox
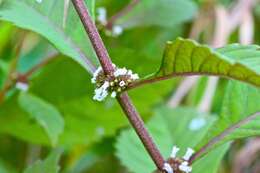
[148,38,260,87]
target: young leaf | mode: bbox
[116,107,226,173]
[144,38,260,87]
[0,0,97,73]
[18,92,64,146]
[24,149,62,173]
[194,81,260,160]
[116,0,197,28]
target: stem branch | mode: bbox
[72,0,165,170]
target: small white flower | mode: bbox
[91,67,102,84]
[170,146,180,158]
[112,25,123,37]
[97,7,107,25]
[163,163,174,173]
[183,148,195,161]
[36,0,42,3]
[127,70,133,75]
[179,161,192,173]
[119,81,126,87]
[114,67,128,77]
[111,91,117,98]
[16,82,29,92]
[131,73,139,80]
[93,81,109,101]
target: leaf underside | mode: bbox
[152,38,260,87]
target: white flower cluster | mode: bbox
[36,0,42,3]
[91,66,139,101]
[163,146,194,173]
[113,67,139,80]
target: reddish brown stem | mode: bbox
[72,0,165,170]
[117,93,165,169]
[72,0,114,75]
[127,70,260,91]
[106,0,140,29]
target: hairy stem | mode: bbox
[106,0,140,29]
[72,0,114,75]
[72,0,165,170]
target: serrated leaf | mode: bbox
[18,92,64,146]
[24,149,62,173]
[0,0,97,73]
[149,38,260,87]
[116,0,197,28]
[116,107,226,173]
[195,81,260,158]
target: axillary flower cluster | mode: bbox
[163,146,194,173]
[91,65,139,101]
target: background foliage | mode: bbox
[0,0,259,173]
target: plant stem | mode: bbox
[117,93,165,169]
[72,0,114,75]
[106,0,140,29]
[72,0,165,170]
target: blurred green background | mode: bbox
[0,0,259,173]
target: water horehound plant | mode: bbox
[0,0,259,173]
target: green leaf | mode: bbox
[0,0,97,73]
[195,81,260,158]
[192,144,229,173]
[116,107,226,173]
[18,92,64,146]
[116,0,197,28]
[24,149,62,173]
[150,38,260,87]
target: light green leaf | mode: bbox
[18,92,64,146]
[195,81,260,158]
[149,38,260,87]
[0,0,97,73]
[24,149,62,173]
[192,144,229,173]
[116,107,226,173]
[116,0,197,28]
